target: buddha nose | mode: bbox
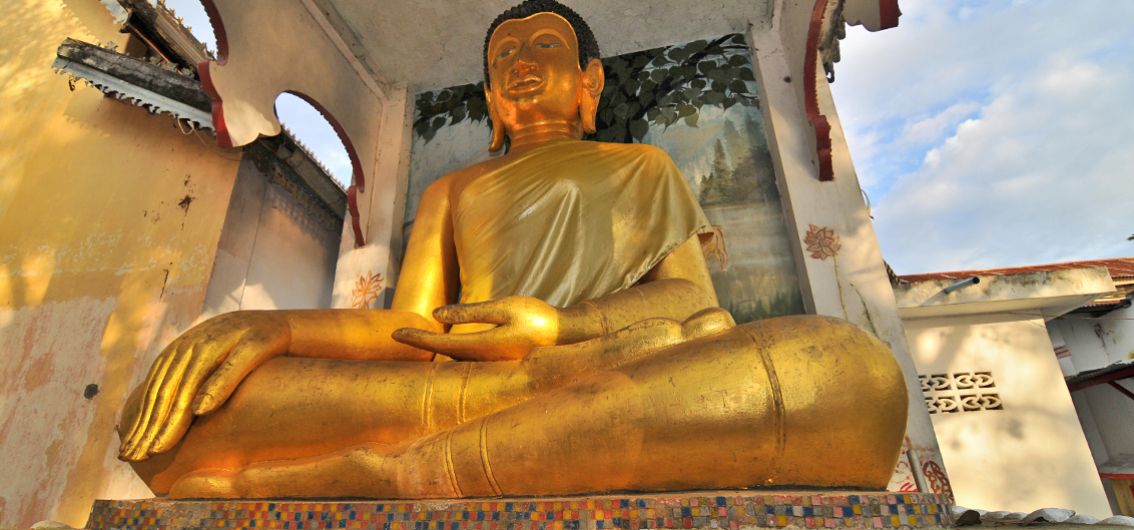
[511,44,539,76]
[513,59,538,78]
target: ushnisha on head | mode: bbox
[482,0,605,152]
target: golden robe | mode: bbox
[454,140,710,307]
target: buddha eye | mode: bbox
[536,41,562,49]
[496,48,514,59]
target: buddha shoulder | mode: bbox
[425,155,512,206]
[589,141,682,171]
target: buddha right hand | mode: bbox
[392,296,563,361]
[119,311,291,462]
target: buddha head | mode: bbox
[482,0,605,151]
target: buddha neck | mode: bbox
[506,121,581,156]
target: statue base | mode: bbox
[85,491,952,529]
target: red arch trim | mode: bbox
[804,0,834,182]
[197,0,233,149]
[278,91,368,248]
[878,0,901,30]
[199,0,228,63]
[194,0,367,247]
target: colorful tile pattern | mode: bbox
[85,492,952,530]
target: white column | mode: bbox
[747,0,949,496]
[331,85,414,309]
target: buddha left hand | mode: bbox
[393,296,573,361]
[119,311,292,461]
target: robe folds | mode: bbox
[453,140,710,308]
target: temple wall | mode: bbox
[0,2,243,527]
[1053,305,1134,464]
[746,2,946,494]
[201,155,340,316]
[903,318,1112,517]
[1049,306,1134,374]
[1053,305,1134,515]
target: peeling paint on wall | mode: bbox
[0,2,243,527]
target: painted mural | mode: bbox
[405,34,803,323]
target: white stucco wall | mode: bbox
[1054,305,1134,515]
[1050,305,1134,375]
[904,318,1113,517]
[202,155,340,315]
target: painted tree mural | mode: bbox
[592,33,757,143]
[412,33,757,145]
[698,118,779,206]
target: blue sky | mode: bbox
[164,0,1133,275]
[829,1,1134,274]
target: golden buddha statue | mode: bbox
[118,0,907,499]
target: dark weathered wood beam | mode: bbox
[115,0,212,69]
[55,37,211,112]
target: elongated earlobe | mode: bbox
[580,59,605,134]
[486,88,505,152]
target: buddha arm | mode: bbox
[557,235,720,343]
[285,176,460,361]
[281,310,435,361]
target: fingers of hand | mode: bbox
[127,344,196,461]
[151,338,238,453]
[393,327,506,359]
[121,350,176,459]
[433,300,511,326]
[193,331,286,416]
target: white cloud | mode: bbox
[872,54,1134,273]
[831,0,1134,274]
[901,101,979,147]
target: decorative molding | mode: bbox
[921,460,955,502]
[918,372,1003,414]
[87,492,955,530]
[53,38,213,131]
[877,0,901,29]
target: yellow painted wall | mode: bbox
[0,1,242,527]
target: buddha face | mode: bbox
[485,11,603,150]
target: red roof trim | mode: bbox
[898,257,1134,283]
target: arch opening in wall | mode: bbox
[274,92,366,246]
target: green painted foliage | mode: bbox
[413,83,489,143]
[595,33,757,143]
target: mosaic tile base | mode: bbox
[85,491,952,530]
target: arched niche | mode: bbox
[273,92,367,245]
[193,1,383,248]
